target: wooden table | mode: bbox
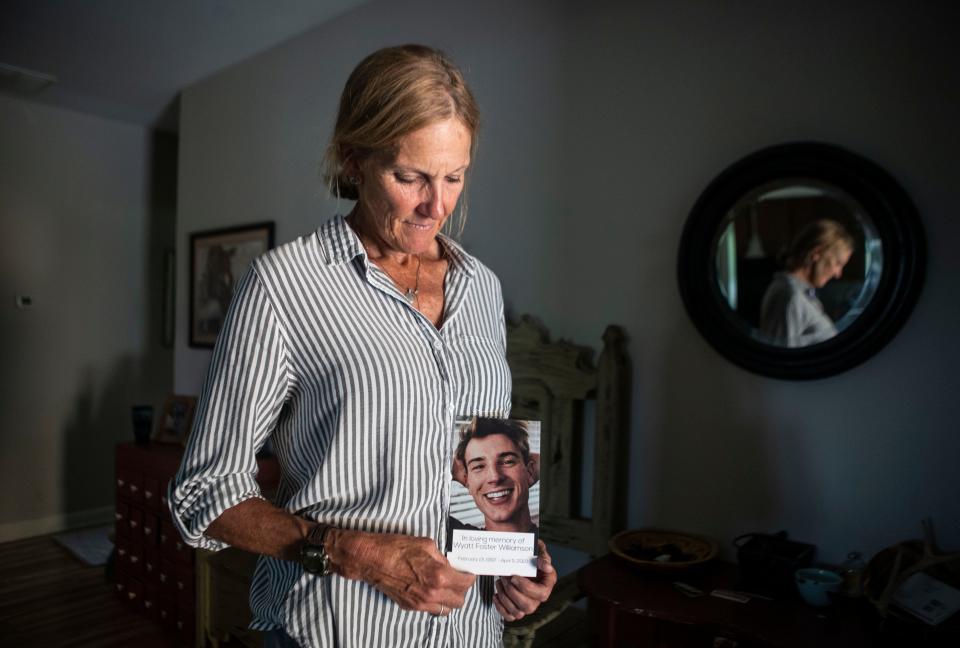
[579,553,957,647]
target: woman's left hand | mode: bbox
[493,540,557,621]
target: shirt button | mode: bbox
[433,340,443,350]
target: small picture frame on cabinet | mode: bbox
[154,395,198,445]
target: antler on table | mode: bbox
[864,517,960,617]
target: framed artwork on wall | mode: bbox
[154,394,198,445]
[189,222,275,348]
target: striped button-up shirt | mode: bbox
[169,215,512,647]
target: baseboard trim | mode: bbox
[0,506,115,543]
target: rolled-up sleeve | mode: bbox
[168,264,290,551]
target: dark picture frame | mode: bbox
[189,222,275,348]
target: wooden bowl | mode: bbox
[609,528,719,572]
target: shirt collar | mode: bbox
[782,272,817,299]
[436,233,477,278]
[318,214,364,265]
[318,214,477,277]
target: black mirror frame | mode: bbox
[678,142,926,380]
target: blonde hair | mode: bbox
[322,44,479,234]
[783,219,855,271]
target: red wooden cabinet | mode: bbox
[114,442,278,646]
[114,442,189,639]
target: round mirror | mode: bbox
[678,142,925,379]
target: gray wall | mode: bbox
[174,0,960,565]
[0,95,174,540]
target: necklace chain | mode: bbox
[364,248,422,307]
[349,214,424,307]
[403,255,422,306]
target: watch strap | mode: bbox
[301,523,333,576]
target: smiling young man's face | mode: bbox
[463,433,535,532]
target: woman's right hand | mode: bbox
[327,528,476,615]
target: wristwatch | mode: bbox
[300,524,333,576]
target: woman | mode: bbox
[169,45,555,647]
[759,219,854,347]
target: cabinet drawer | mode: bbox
[144,544,160,583]
[160,514,195,565]
[116,469,133,502]
[143,476,161,512]
[159,516,176,553]
[159,595,177,629]
[117,468,144,504]
[127,542,144,577]
[128,507,144,544]
[142,512,160,547]
[171,528,194,565]
[159,560,177,600]
[125,576,144,610]
[175,562,195,604]
[160,487,171,515]
[176,599,196,644]
[127,472,145,503]
[114,568,129,601]
[116,536,132,573]
[143,583,161,623]
[115,501,130,540]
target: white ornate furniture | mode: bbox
[503,316,631,648]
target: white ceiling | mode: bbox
[0,0,369,131]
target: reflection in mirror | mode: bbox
[714,179,883,348]
[679,141,925,378]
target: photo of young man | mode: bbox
[449,418,539,534]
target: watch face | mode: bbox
[301,545,329,575]
[302,545,320,572]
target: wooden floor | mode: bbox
[0,533,185,648]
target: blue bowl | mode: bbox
[795,567,842,606]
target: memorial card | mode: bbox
[446,417,541,577]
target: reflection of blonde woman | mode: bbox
[760,220,854,347]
